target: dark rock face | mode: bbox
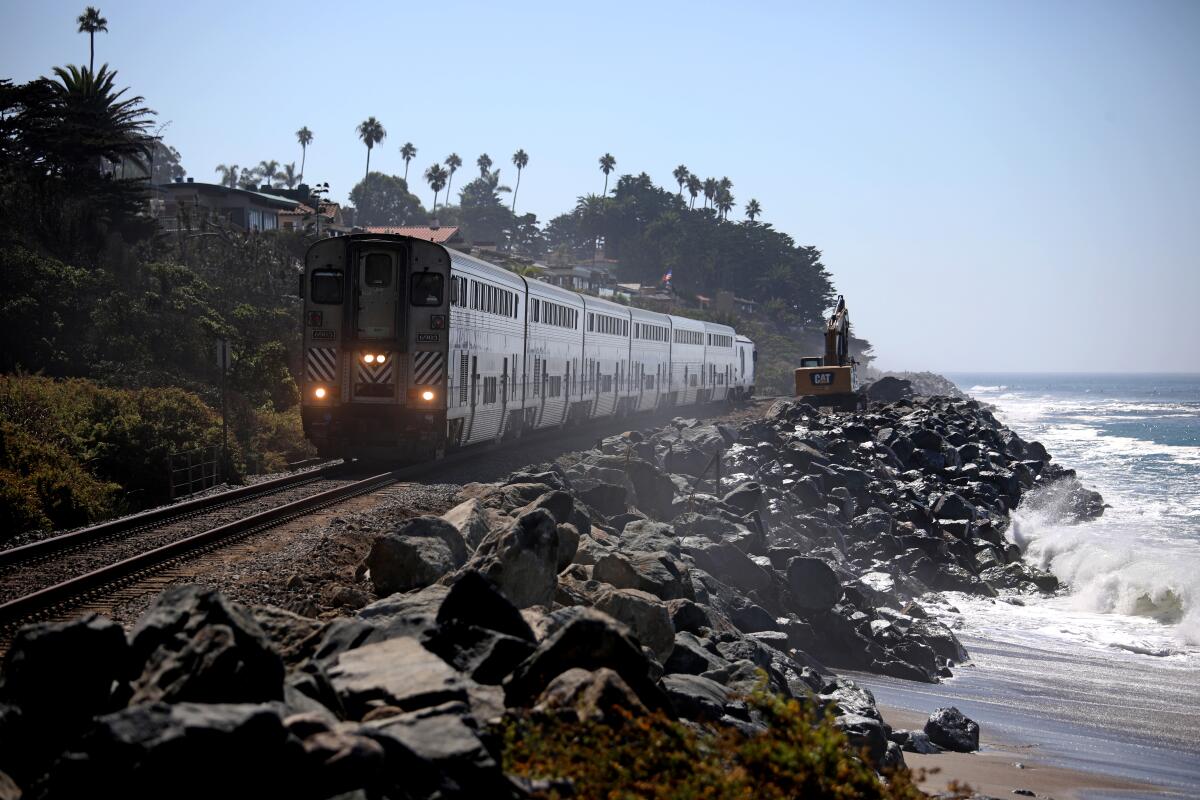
[786,557,842,611]
[924,706,980,752]
[534,667,648,721]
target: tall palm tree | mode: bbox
[400,142,417,182]
[745,198,762,222]
[702,177,717,209]
[215,163,239,188]
[716,182,735,220]
[279,162,300,189]
[77,6,108,73]
[686,174,702,208]
[598,153,616,196]
[511,149,528,212]
[296,126,313,179]
[256,159,280,188]
[672,164,690,197]
[477,152,493,177]
[425,163,448,214]
[356,117,386,182]
[444,153,462,201]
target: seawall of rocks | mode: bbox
[0,395,1102,798]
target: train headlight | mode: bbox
[363,353,375,364]
[314,386,327,399]
[376,353,387,364]
[421,390,435,402]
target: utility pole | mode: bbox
[216,338,231,479]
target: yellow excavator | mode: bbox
[794,295,863,410]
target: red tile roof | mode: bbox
[364,225,461,243]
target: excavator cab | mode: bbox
[794,296,863,410]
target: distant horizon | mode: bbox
[3,0,1197,373]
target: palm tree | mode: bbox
[356,117,386,182]
[745,198,762,222]
[400,142,417,182]
[598,153,616,196]
[686,174,702,208]
[702,177,717,209]
[672,164,689,197]
[716,184,735,220]
[47,65,153,173]
[256,159,280,188]
[477,152,492,177]
[77,7,108,73]
[424,163,449,214]
[296,126,313,179]
[444,153,462,201]
[215,164,239,189]
[511,149,528,212]
[279,162,300,189]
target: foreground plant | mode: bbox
[502,688,930,800]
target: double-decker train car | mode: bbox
[301,233,755,460]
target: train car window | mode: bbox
[411,272,444,306]
[364,254,392,287]
[310,269,343,304]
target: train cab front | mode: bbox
[301,234,451,462]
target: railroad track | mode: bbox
[0,465,395,647]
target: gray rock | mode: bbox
[458,509,560,608]
[682,539,771,595]
[533,667,648,721]
[328,636,469,719]
[834,713,889,766]
[593,550,693,601]
[924,706,980,752]
[441,497,499,552]
[662,673,729,722]
[593,586,675,663]
[504,608,669,711]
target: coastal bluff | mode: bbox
[0,395,1101,797]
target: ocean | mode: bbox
[854,373,1200,796]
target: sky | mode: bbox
[3,0,1199,372]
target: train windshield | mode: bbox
[410,272,444,306]
[311,269,343,304]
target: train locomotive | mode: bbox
[300,233,756,460]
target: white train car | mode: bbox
[526,278,584,431]
[446,249,528,447]
[629,306,672,412]
[734,334,757,399]
[703,321,737,403]
[582,296,633,420]
[668,314,707,406]
[301,233,754,461]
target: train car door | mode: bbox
[356,250,400,340]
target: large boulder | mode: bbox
[533,667,648,721]
[625,458,678,520]
[327,636,470,719]
[924,706,980,752]
[129,585,283,705]
[786,557,843,612]
[40,702,293,798]
[661,673,730,722]
[441,498,500,552]
[592,586,675,663]
[367,516,469,595]
[458,509,560,608]
[593,550,693,601]
[682,540,771,595]
[504,608,669,711]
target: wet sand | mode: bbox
[880,706,1158,799]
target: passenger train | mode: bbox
[300,233,756,459]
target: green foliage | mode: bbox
[502,688,927,800]
[349,172,427,226]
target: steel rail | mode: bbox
[0,470,396,629]
[0,463,340,570]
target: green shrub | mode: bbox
[243,404,315,474]
[502,688,929,800]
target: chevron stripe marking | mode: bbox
[413,351,444,385]
[306,348,337,382]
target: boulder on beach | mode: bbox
[924,706,980,752]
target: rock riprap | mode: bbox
[0,394,1092,797]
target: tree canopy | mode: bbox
[348,172,426,227]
